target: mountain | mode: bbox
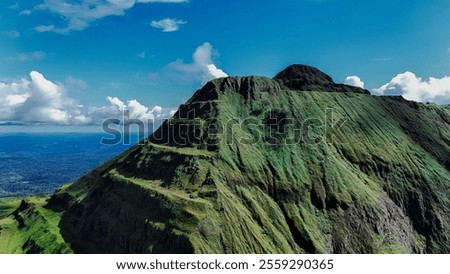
[1,65,450,254]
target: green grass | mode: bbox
[147,140,216,157]
[0,196,72,254]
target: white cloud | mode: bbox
[34,0,187,33]
[344,76,365,88]
[89,97,166,124]
[30,71,59,97]
[0,71,76,123]
[373,71,450,104]
[5,94,30,106]
[9,51,46,62]
[206,64,228,79]
[128,99,154,120]
[167,42,228,84]
[107,96,126,111]
[151,18,186,32]
[0,71,169,125]
[153,105,163,113]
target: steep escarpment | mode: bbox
[2,65,450,254]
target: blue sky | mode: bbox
[1,0,450,126]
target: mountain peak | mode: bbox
[274,64,370,94]
[188,65,370,104]
[274,64,334,86]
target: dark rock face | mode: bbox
[188,65,369,108]
[274,64,334,88]
[274,64,370,94]
[188,76,282,104]
[58,176,195,254]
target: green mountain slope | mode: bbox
[1,65,449,254]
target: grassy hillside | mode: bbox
[0,196,72,254]
[1,65,449,254]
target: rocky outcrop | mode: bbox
[274,64,370,94]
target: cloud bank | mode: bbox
[373,72,450,104]
[0,71,168,125]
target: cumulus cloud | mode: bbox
[373,72,450,104]
[0,71,78,123]
[0,71,168,125]
[34,0,187,33]
[344,76,365,88]
[167,42,228,84]
[88,97,163,124]
[151,18,186,32]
